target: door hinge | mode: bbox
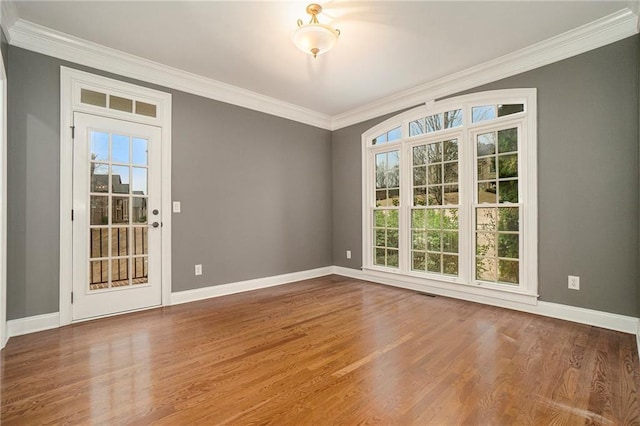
[71,125,75,139]
[71,292,74,304]
[71,209,74,221]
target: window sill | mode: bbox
[361,267,539,306]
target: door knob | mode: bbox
[150,222,160,228]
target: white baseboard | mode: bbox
[332,266,638,334]
[7,312,60,338]
[3,266,638,340]
[636,320,640,362]
[331,266,364,280]
[170,266,334,305]
[535,301,638,334]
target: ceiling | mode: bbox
[7,1,636,118]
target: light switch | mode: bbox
[173,201,181,213]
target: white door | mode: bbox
[72,112,162,321]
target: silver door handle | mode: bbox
[150,222,160,228]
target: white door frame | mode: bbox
[60,67,172,325]
[0,51,7,348]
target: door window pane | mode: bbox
[132,138,148,165]
[81,89,107,108]
[111,134,130,163]
[111,258,130,286]
[112,196,130,224]
[132,197,148,224]
[135,101,157,118]
[111,165,130,194]
[90,196,109,225]
[90,229,108,258]
[132,257,148,284]
[90,260,109,289]
[109,95,133,113]
[90,163,109,193]
[90,132,109,161]
[132,167,148,196]
[111,227,129,257]
[85,125,156,294]
[133,227,148,255]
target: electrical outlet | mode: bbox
[195,264,202,276]
[346,250,352,259]
[568,275,580,290]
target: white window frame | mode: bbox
[59,67,172,325]
[0,52,6,348]
[361,89,538,305]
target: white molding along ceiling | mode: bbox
[332,8,638,130]
[0,1,18,40]
[9,19,333,130]
[4,5,640,131]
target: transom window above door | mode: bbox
[362,89,538,304]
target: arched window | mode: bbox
[362,89,538,303]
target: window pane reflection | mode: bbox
[111,165,130,194]
[112,196,130,224]
[90,163,109,193]
[112,134,130,163]
[132,197,148,224]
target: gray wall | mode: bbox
[332,35,640,316]
[8,48,61,320]
[171,94,332,292]
[332,112,399,271]
[7,47,332,320]
[7,35,639,320]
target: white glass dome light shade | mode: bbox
[293,23,339,58]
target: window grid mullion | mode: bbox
[363,89,536,298]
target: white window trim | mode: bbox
[59,67,172,325]
[361,89,538,305]
[0,54,6,348]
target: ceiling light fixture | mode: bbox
[293,3,340,58]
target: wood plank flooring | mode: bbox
[2,275,639,425]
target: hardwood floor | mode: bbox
[2,275,639,425]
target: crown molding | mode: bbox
[8,19,333,130]
[330,8,639,131]
[0,1,17,41]
[5,7,638,132]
